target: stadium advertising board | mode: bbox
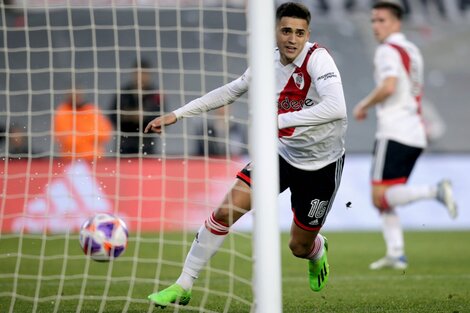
[0,158,240,233]
[1,155,468,233]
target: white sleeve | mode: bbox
[173,69,250,120]
[375,45,400,81]
[278,82,346,128]
[310,48,342,89]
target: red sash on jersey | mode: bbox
[387,43,423,114]
[278,43,319,137]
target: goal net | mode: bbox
[0,1,256,312]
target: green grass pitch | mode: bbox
[1,231,469,312]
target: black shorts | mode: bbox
[371,138,423,185]
[236,155,345,232]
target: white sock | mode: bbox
[381,211,404,258]
[306,235,325,261]
[385,184,437,208]
[176,213,229,290]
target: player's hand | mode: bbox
[353,102,368,121]
[144,112,177,134]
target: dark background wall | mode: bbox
[0,4,469,156]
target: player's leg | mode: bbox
[375,140,457,217]
[382,180,457,218]
[149,169,252,307]
[369,184,408,270]
[175,178,251,286]
[370,180,457,270]
[286,155,344,292]
[370,139,424,269]
[383,178,458,215]
[289,224,329,292]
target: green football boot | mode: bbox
[308,236,329,292]
[148,284,192,308]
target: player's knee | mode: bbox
[372,193,390,212]
[371,185,392,212]
[372,197,383,209]
[213,207,244,226]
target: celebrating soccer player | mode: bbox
[145,2,347,307]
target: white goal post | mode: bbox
[0,0,281,312]
[247,1,282,313]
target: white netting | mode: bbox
[2,0,470,312]
[0,1,252,312]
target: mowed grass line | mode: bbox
[0,231,469,312]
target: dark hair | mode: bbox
[373,1,404,20]
[133,58,151,69]
[276,2,311,25]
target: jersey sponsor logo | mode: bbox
[292,73,305,90]
[317,72,337,81]
[278,44,316,137]
[278,96,316,111]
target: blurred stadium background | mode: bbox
[1,0,468,232]
[1,0,469,155]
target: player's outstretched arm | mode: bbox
[144,112,177,134]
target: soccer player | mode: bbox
[353,0,457,270]
[145,2,347,307]
[109,59,163,156]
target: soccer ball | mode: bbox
[79,213,128,261]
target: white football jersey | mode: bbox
[174,41,347,171]
[374,32,427,148]
[275,42,347,170]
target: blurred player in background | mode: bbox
[353,0,457,270]
[110,59,163,156]
[145,2,347,307]
[54,88,112,161]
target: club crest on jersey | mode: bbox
[292,73,305,90]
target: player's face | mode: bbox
[371,8,400,43]
[276,17,310,65]
[135,69,151,88]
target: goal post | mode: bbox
[0,0,281,312]
[247,1,282,313]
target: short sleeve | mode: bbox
[375,44,400,81]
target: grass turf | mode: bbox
[1,231,469,312]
